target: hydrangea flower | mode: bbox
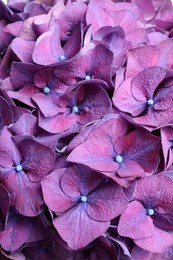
[68,127,160,186]
[41,165,128,249]
[0,127,55,216]
[118,174,173,253]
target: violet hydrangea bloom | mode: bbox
[32,23,83,65]
[68,126,160,186]
[9,62,68,110]
[113,66,173,130]
[41,164,128,249]
[118,174,173,253]
[54,42,114,87]
[38,81,111,134]
[0,127,55,216]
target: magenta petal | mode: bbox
[41,169,75,213]
[133,175,173,213]
[0,213,31,253]
[9,114,38,136]
[60,165,103,198]
[32,93,62,117]
[126,45,161,78]
[1,170,43,216]
[10,62,40,90]
[87,181,128,221]
[113,78,146,117]
[118,201,154,239]
[38,112,77,134]
[132,0,155,21]
[117,160,144,179]
[75,84,111,124]
[67,137,118,172]
[53,204,109,250]
[134,226,173,253]
[18,139,55,182]
[63,24,82,60]
[131,67,166,102]
[11,38,35,63]
[0,127,21,167]
[114,130,160,173]
[33,30,62,65]
[0,96,13,129]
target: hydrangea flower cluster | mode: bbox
[1,0,173,259]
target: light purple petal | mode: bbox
[53,203,109,250]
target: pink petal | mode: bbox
[118,201,154,239]
[67,137,118,172]
[134,226,173,253]
[41,169,75,213]
[87,181,128,221]
[53,204,109,250]
[18,139,55,182]
[60,165,103,198]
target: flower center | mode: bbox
[59,55,66,61]
[85,75,91,80]
[147,99,154,106]
[43,86,50,94]
[147,208,154,216]
[115,155,123,163]
[15,164,22,172]
[72,106,79,114]
[81,195,87,202]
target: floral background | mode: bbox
[1,0,173,259]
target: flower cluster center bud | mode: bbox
[72,106,79,114]
[147,99,154,106]
[59,55,66,61]
[85,75,91,80]
[147,208,154,216]
[43,86,51,94]
[15,165,23,172]
[81,195,87,202]
[115,155,123,163]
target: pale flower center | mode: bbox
[72,106,79,114]
[15,164,22,172]
[43,86,50,94]
[59,55,66,61]
[81,195,87,202]
[147,99,154,106]
[115,155,123,163]
[147,208,154,216]
[85,75,91,80]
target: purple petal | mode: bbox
[60,165,103,198]
[0,212,31,253]
[9,113,38,136]
[131,67,166,102]
[38,112,77,134]
[134,226,173,253]
[113,78,146,117]
[0,96,13,129]
[114,130,161,173]
[11,38,35,63]
[67,137,118,172]
[133,175,173,213]
[41,169,75,213]
[0,170,44,216]
[18,138,55,182]
[53,204,109,250]
[118,201,154,239]
[0,127,21,167]
[87,180,128,221]
[126,45,161,78]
